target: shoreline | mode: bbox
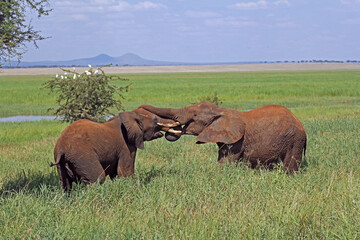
[1,62,360,76]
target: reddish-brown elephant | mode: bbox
[140,102,307,172]
[51,108,181,192]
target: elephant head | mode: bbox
[119,108,181,149]
[139,102,245,145]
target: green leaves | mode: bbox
[42,66,130,122]
[199,91,223,106]
[0,0,51,66]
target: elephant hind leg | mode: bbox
[80,165,106,185]
[283,147,303,173]
[56,162,74,193]
[72,156,107,185]
[54,152,73,192]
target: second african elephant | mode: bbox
[140,102,307,172]
[51,108,181,192]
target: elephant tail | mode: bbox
[303,136,307,157]
[50,151,64,167]
[51,152,73,192]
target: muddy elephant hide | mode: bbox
[140,102,307,172]
[52,108,180,192]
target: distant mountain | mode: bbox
[4,53,187,68]
[3,54,354,68]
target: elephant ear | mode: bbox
[119,112,144,149]
[196,115,245,144]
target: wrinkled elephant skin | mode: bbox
[52,108,180,192]
[140,102,307,172]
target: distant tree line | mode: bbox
[2,60,360,69]
[262,60,360,64]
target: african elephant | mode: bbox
[51,108,181,192]
[140,102,307,172]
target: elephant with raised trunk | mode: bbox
[51,108,181,192]
[140,102,307,172]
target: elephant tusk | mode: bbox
[167,129,182,134]
[157,122,181,127]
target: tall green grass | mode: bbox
[1,70,359,116]
[0,118,359,238]
[0,70,360,238]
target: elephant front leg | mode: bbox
[117,146,137,177]
[216,143,241,163]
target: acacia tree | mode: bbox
[43,66,131,123]
[0,0,51,66]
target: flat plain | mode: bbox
[0,65,359,239]
[2,62,360,76]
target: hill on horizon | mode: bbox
[3,53,266,68]
[4,53,190,68]
[4,54,348,68]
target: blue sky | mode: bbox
[23,0,360,63]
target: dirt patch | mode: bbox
[1,63,360,76]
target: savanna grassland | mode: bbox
[0,69,359,239]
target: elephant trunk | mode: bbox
[139,105,190,124]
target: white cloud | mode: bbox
[230,0,290,10]
[273,0,290,7]
[340,0,360,4]
[54,0,167,13]
[134,1,167,10]
[112,1,131,11]
[233,0,267,9]
[69,14,89,21]
[205,17,257,27]
[54,1,73,7]
[55,0,110,12]
[90,0,114,5]
[185,10,221,18]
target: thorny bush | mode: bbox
[42,65,130,122]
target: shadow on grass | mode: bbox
[0,170,59,197]
[0,166,181,198]
[135,165,180,186]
